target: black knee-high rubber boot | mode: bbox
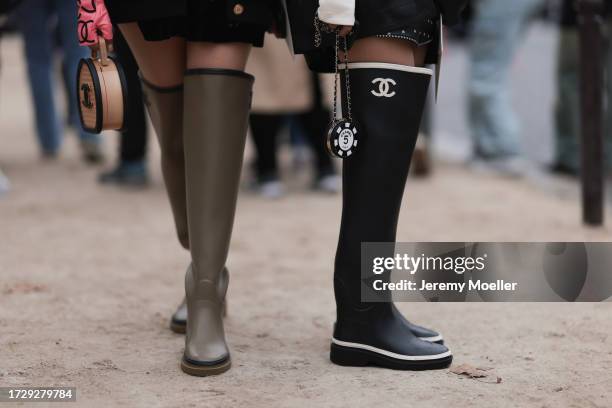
[330,63,452,370]
[343,64,444,344]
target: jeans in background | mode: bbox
[468,0,545,158]
[15,0,99,155]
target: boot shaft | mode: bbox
[183,68,254,283]
[140,79,189,249]
[141,79,184,156]
[182,68,254,368]
[334,63,433,321]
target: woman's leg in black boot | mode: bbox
[330,38,451,370]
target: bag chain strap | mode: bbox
[314,15,353,124]
[332,33,353,123]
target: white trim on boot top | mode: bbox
[338,62,434,76]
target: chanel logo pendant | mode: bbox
[326,120,360,158]
[323,30,361,159]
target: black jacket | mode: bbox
[435,0,466,26]
[355,0,466,38]
[106,0,279,26]
[0,0,21,14]
[287,0,467,54]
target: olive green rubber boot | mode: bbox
[170,267,229,334]
[180,68,253,376]
[141,79,189,250]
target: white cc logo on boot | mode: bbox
[371,78,397,98]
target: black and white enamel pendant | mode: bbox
[326,119,360,158]
[319,27,361,160]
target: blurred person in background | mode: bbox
[467,0,545,176]
[14,0,103,163]
[247,34,339,198]
[411,5,474,178]
[98,28,149,187]
[553,0,612,176]
[448,1,473,39]
[0,0,21,196]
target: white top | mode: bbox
[317,0,356,26]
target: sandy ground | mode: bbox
[1,36,612,407]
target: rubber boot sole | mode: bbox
[181,356,231,377]
[330,343,452,370]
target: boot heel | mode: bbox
[330,343,370,367]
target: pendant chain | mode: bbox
[332,33,353,123]
[314,15,353,123]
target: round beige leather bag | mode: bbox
[77,37,127,133]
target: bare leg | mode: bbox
[186,41,250,70]
[344,37,427,67]
[118,23,186,86]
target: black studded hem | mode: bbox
[375,17,437,47]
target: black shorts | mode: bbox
[354,0,441,65]
[373,19,439,65]
[106,0,271,47]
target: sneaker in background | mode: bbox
[80,139,105,164]
[313,174,340,194]
[99,161,149,187]
[469,155,528,178]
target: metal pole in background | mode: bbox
[578,0,605,226]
